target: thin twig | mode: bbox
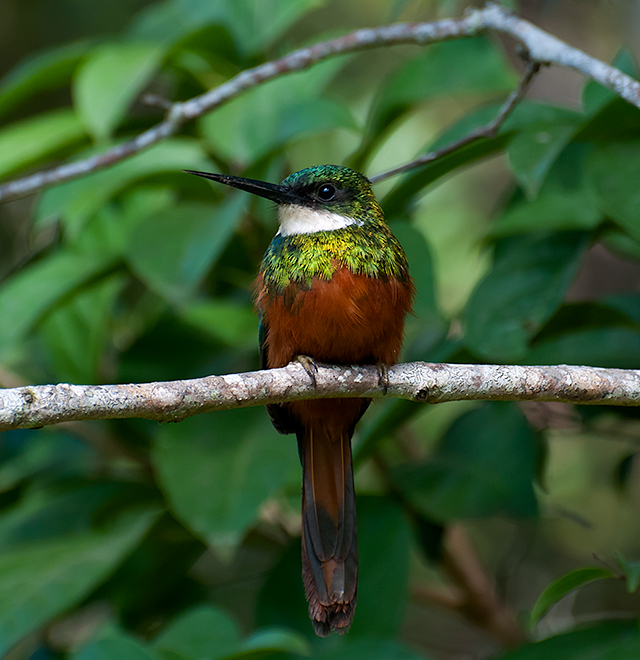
[1,3,640,202]
[412,584,466,610]
[442,525,526,647]
[370,60,540,183]
[1,361,638,432]
[140,94,173,111]
[375,452,525,647]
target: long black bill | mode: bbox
[183,170,302,205]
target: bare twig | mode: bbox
[377,452,525,647]
[1,361,638,432]
[140,94,173,111]
[442,525,526,647]
[370,60,540,183]
[1,3,639,202]
[412,584,466,610]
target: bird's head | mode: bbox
[184,164,382,236]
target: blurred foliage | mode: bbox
[1,0,640,659]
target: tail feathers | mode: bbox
[300,425,358,636]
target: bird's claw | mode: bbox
[295,355,318,387]
[376,362,390,395]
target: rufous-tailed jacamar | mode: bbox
[185,165,414,636]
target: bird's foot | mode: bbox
[295,355,318,387]
[376,362,390,395]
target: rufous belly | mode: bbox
[256,267,414,430]
[256,266,414,369]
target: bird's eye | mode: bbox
[316,184,337,201]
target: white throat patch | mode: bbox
[277,204,362,236]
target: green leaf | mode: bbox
[390,222,441,331]
[0,249,116,362]
[381,101,584,221]
[531,300,639,335]
[130,0,322,56]
[73,42,165,141]
[582,49,639,116]
[380,102,511,220]
[393,402,539,522]
[525,327,640,369]
[604,293,640,325]
[0,109,87,179]
[463,232,590,362]
[127,1,231,56]
[506,107,583,198]
[500,621,640,660]
[35,138,212,237]
[0,507,160,656]
[357,37,516,166]
[75,627,163,660]
[226,628,310,659]
[530,567,614,628]
[180,299,256,347]
[126,195,245,302]
[603,227,640,262]
[616,553,640,593]
[156,610,311,660]
[153,605,241,660]
[70,202,136,259]
[382,140,509,223]
[491,190,601,236]
[348,497,411,639]
[354,402,423,468]
[389,221,447,369]
[255,542,309,635]
[225,0,324,54]
[380,36,516,104]
[578,97,640,145]
[78,185,178,259]
[173,0,324,54]
[316,639,430,660]
[200,58,353,163]
[0,431,94,494]
[0,40,93,120]
[153,408,299,550]
[40,273,125,383]
[0,481,149,551]
[587,141,640,242]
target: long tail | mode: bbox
[298,423,358,636]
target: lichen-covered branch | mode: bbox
[1,3,639,202]
[1,362,638,432]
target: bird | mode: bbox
[184,164,414,636]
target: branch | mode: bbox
[441,525,526,647]
[1,362,639,432]
[370,59,540,183]
[377,453,525,647]
[1,2,639,202]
